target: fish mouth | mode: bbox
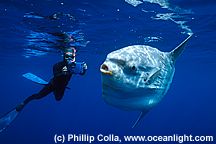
[100,64,113,76]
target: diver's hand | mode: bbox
[83,63,87,71]
[80,62,87,75]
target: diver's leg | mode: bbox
[24,83,54,104]
[54,87,66,101]
[16,83,54,111]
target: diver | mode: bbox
[16,47,87,112]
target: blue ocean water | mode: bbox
[0,0,215,143]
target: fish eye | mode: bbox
[131,66,136,71]
[123,65,137,75]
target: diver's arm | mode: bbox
[53,62,61,77]
[53,62,70,77]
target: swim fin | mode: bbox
[0,108,19,133]
[22,73,70,89]
[22,73,48,85]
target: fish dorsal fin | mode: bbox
[170,34,193,62]
[132,111,148,128]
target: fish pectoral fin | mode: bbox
[132,111,148,128]
[145,68,161,84]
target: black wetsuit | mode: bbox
[23,61,72,105]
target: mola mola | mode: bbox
[100,34,193,128]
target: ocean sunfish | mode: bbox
[100,34,193,128]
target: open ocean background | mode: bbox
[0,0,215,143]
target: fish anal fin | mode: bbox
[132,111,148,128]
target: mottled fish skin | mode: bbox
[100,34,192,112]
[101,45,174,111]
